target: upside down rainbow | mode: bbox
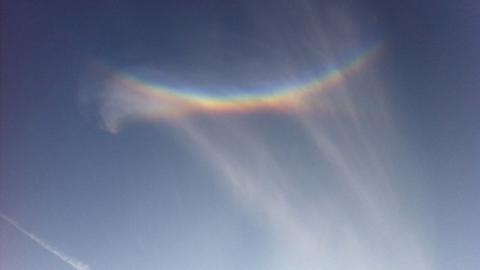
[96,41,384,131]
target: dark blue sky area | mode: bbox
[1,1,479,270]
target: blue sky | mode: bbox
[1,1,479,270]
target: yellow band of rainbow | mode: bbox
[101,41,385,124]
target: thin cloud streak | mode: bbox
[0,213,90,270]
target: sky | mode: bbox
[1,0,479,270]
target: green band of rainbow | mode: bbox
[103,41,385,121]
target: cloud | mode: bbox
[176,104,433,270]
[83,3,433,269]
[0,213,90,270]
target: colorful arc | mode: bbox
[103,41,385,124]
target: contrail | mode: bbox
[0,213,90,270]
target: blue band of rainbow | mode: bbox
[98,40,385,130]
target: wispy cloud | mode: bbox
[178,108,432,270]
[83,3,433,269]
[0,213,90,270]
